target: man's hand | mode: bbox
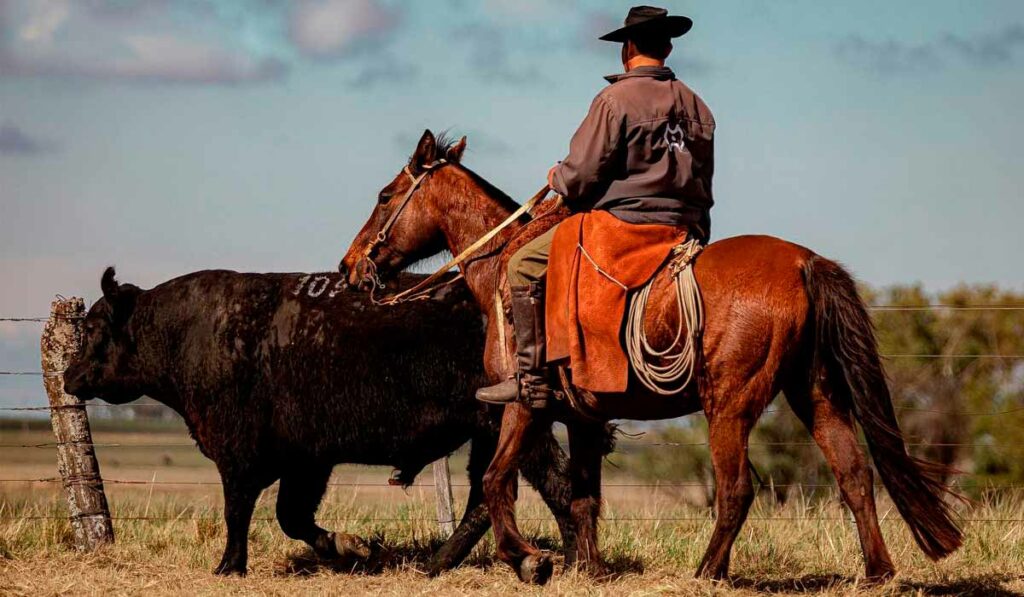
[547,165,558,189]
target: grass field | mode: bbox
[1,421,1023,596]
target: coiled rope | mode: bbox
[625,239,705,395]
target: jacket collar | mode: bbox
[604,65,675,84]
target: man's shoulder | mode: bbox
[671,78,715,122]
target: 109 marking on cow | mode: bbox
[291,274,346,299]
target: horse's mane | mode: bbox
[432,131,523,214]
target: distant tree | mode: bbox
[615,283,1024,500]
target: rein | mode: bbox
[362,161,553,306]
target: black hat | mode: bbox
[598,5,692,43]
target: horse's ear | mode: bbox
[413,129,436,167]
[446,136,467,163]
[101,267,118,301]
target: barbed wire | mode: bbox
[3,402,1023,417]
[4,305,1023,321]
[0,314,83,322]
[3,351,1021,378]
[1,477,1022,489]
[4,310,1024,533]
[869,305,1024,311]
[2,514,1020,523]
[2,438,1019,450]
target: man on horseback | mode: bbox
[476,5,716,407]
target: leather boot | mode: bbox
[476,283,554,408]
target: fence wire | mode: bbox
[2,515,1021,523]
[2,477,1023,490]
[4,305,1024,528]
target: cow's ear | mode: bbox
[101,267,118,301]
[446,136,467,163]
[101,267,139,326]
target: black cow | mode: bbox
[64,267,588,576]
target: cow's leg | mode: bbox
[519,424,578,565]
[214,474,262,576]
[276,463,370,561]
[566,420,608,577]
[483,403,553,584]
[426,432,496,575]
[785,379,895,580]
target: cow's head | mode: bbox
[63,267,145,404]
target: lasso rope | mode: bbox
[625,239,704,395]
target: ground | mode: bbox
[1,423,1022,596]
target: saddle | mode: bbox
[545,211,699,393]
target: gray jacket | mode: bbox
[550,66,716,239]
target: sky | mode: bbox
[1,0,1024,406]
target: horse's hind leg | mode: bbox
[277,464,370,561]
[483,403,554,584]
[784,379,895,580]
[695,411,757,580]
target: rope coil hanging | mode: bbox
[625,238,705,395]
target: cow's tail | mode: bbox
[802,255,963,560]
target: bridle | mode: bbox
[361,158,448,268]
[357,159,450,305]
[356,158,553,306]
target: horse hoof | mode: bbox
[517,553,553,585]
[864,566,896,585]
[333,532,371,560]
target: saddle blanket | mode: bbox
[546,210,689,393]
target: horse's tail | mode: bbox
[802,255,963,560]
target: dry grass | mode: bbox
[1,426,1023,595]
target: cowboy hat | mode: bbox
[599,5,692,43]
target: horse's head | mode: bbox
[340,129,467,289]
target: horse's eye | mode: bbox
[378,190,394,204]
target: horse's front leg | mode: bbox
[482,403,554,585]
[567,420,609,577]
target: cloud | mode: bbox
[941,24,1024,66]
[350,58,419,86]
[836,24,1024,74]
[288,0,400,60]
[835,36,941,74]
[453,22,545,85]
[0,0,286,84]
[0,122,51,155]
[480,0,574,21]
[463,129,513,156]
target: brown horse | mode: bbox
[339,130,962,585]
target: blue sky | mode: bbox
[1,1,1023,405]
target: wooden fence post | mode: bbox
[40,297,114,550]
[432,457,456,538]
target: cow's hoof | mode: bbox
[213,562,246,576]
[517,553,553,585]
[577,560,612,579]
[333,532,371,560]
